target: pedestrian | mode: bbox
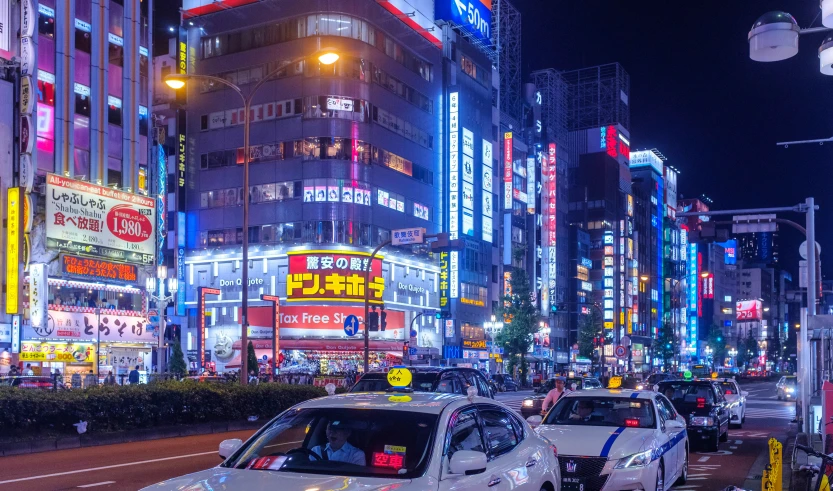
[24,363,34,376]
[8,365,19,376]
[71,371,82,389]
[541,376,570,414]
[84,369,97,388]
[104,371,116,386]
[128,365,140,384]
[248,370,258,385]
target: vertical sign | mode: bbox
[461,127,474,237]
[526,157,535,214]
[260,294,280,378]
[176,108,187,212]
[439,252,449,309]
[0,0,10,59]
[5,188,21,314]
[688,242,698,352]
[543,143,557,314]
[176,27,188,105]
[29,262,47,329]
[197,287,220,370]
[603,230,614,329]
[157,145,167,274]
[448,92,460,299]
[482,140,493,243]
[503,132,513,209]
[176,212,186,315]
[11,315,20,353]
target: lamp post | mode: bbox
[729,348,738,368]
[146,268,179,375]
[484,315,505,374]
[165,48,339,384]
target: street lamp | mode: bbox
[165,48,339,384]
[146,269,179,375]
[484,315,505,373]
[747,11,833,74]
[729,348,738,368]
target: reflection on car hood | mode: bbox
[141,468,420,491]
[536,425,656,461]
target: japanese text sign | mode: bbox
[62,255,138,283]
[23,310,152,343]
[287,251,384,304]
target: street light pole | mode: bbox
[363,240,390,373]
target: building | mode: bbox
[739,232,779,266]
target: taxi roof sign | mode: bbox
[387,366,413,388]
[607,375,623,389]
[683,370,692,380]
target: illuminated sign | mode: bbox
[45,174,156,265]
[439,251,449,308]
[503,132,513,209]
[736,300,763,321]
[435,0,491,46]
[29,263,47,330]
[326,97,354,112]
[526,157,535,214]
[462,339,487,349]
[61,255,138,283]
[460,297,485,307]
[23,310,154,343]
[176,108,186,211]
[542,143,557,313]
[703,274,714,299]
[461,128,474,239]
[20,342,94,363]
[450,250,459,298]
[286,251,384,304]
[198,287,221,370]
[5,188,21,314]
[688,243,698,349]
[157,145,167,273]
[449,92,459,240]
[482,139,493,243]
[176,212,186,316]
[603,230,614,328]
[629,150,664,175]
[717,239,737,265]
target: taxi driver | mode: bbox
[310,421,366,466]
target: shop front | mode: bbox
[182,247,441,376]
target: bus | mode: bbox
[690,364,713,379]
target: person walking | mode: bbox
[71,371,82,389]
[128,365,141,384]
[83,369,97,388]
[104,371,116,386]
[541,376,571,414]
[25,363,34,376]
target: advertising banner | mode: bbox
[20,342,95,363]
[46,174,156,265]
[61,255,139,283]
[109,347,146,369]
[244,305,406,340]
[23,310,154,343]
[434,0,491,46]
[29,263,47,329]
[286,251,384,304]
[5,188,21,314]
[736,300,762,321]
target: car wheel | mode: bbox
[708,434,719,452]
[719,428,728,442]
[655,459,665,491]
[675,448,688,485]
[777,393,782,400]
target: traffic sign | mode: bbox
[387,366,412,388]
[343,315,360,337]
[800,240,821,259]
[422,309,434,316]
[614,345,627,359]
[392,227,426,246]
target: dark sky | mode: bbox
[515,0,833,278]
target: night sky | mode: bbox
[516,0,833,278]
[153,1,833,278]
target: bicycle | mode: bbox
[796,443,833,491]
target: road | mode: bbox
[0,379,791,490]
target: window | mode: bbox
[477,408,519,458]
[38,7,55,37]
[445,409,484,457]
[107,96,122,125]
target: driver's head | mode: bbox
[577,400,594,418]
[326,421,352,451]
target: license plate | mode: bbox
[562,478,585,491]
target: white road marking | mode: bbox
[730,446,738,449]
[734,440,743,444]
[686,477,708,480]
[77,483,116,488]
[0,450,217,485]
[697,456,710,462]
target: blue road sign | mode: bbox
[344,315,360,336]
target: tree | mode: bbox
[707,325,727,368]
[766,337,782,368]
[496,267,539,386]
[169,341,188,378]
[736,337,750,369]
[744,333,759,369]
[578,308,601,360]
[247,340,259,376]
[656,321,678,371]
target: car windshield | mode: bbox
[224,408,437,479]
[784,377,797,386]
[351,373,437,392]
[720,382,738,395]
[583,379,602,389]
[657,382,715,405]
[543,396,656,428]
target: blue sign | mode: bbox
[717,239,737,265]
[176,212,187,316]
[409,347,418,356]
[344,315,360,337]
[435,0,491,46]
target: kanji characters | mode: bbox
[349,258,363,271]
[306,256,319,270]
[54,212,66,226]
[320,256,334,269]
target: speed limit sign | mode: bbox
[614,345,627,359]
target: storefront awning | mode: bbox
[231,338,405,352]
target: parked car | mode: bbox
[657,379,730,452]
[522,377,603,418]
[142,392,562,491]
[717,378,747,427]
[349,367,495,398]
[491,373,519,392]
[0,376,65,390]
[529,389,689,491]
[776,375,797,400]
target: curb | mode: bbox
[0,420,263,457]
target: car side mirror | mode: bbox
[742,391,749,397]
[449,450,488,475]
[665,420,685,430]
[526,415,543,429]
[219,438,243,459]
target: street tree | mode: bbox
[578,308,601,360]
[169,342,188,378]
[656,321,678,371]
[744,333,759,369]
[707,325,727,368]
[496,266,540,386]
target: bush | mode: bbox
[0,382,325,438]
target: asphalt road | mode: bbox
[0,380,791,490]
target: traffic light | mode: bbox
[435,311,452,320]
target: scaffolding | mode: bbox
[561,63,631,133]
[493,0,522,121]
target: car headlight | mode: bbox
[614,449,654,469]
[787,388,795,393]
[523,399,534,407]
[689,416,715,426]
[636,384,645,390]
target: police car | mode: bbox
[142,388,561,491]
[529,389,688,491]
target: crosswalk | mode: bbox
[497,397,525,412]
[743,406,794,420]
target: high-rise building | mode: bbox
[739,232,779,266]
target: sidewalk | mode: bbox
[743,421,797,490]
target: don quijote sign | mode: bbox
[397,282,426,294]
[219,277,265,291]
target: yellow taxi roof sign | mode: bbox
[387,366,413,388]
[711,372,718,379]
[607,376,623,389]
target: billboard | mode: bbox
[61,255,139,283]
[435,0,491,46]
[286,251,384,304]
[503,132,512,209]
[23,310,154,343]
[45,174,156,265]
[736,300,762,321]
[717,239,737,265]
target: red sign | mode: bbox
[286,251,384,304]
[503,132,513,183]
[61,255,138,283]
[736,300,762,321]
[198,287,221,370]
[243,305,405,333]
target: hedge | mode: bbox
[0,381,326,438]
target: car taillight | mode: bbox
[725,390,732,395]
[550,444,558,458]
[696,397,706,408]
[624,418,640,427]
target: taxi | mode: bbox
[142,386,561,491]
[529,389,688,491]
[716,378,747,428]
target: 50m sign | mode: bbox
[436,0,491,46]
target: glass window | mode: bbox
[445,409,484,457]
[478,408,519,458]
[108,97,122,125]
[39,11,55,37]
[38,35,55,75]
[109,1,123,37]
[544,397,656,429]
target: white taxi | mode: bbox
[142,390,561,491]
[529,389,688,491]
[716,378,748,427]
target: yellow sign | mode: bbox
[607,376,623,389]
[604,321,614,330]
[387,395,412,403]
[387,367,412,388]
[711,372,718,379]
[463,339,487,349]
[5,188,20,314]
[20,342,95,363]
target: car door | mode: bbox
[477,405,540,491]
[654,396,678,480]
[657,395,684,479]
[712,385,729,432]
[439,406,510,491]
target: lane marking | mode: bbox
[0,451,217,485]
[734,440,743,444]
[78,483,116,488]
[730,446,738,449]
[697,456,710,462]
